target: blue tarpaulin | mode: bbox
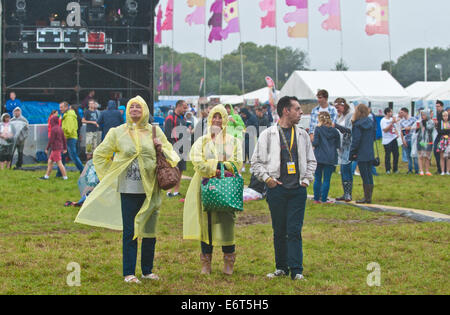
[8,101,60,125]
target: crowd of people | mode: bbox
[1,89,449,284]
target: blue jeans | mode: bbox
[358,161,374,185]
[57,138,84,175]
[313,164,335,202]
[403,140,419,173]
[340,162,353,182]
[266,185,307,277]
[121,194,156,277]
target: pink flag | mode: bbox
[221,0,240,40]
[173,63,182,92]
[186,0,206,26]
[284,0,308,38]
[208,0,223,43]
[365,0,389,36]
[260,0,276,29]
[162,0,174,31]
[319,0,341,31]
[155,5,163,44]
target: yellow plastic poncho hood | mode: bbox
[75,96,180,239]
[183,105,243,246]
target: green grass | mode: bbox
[0,158,449,295]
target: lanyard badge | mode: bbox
[278,125,297,175]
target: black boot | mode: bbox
[356,184,372,204]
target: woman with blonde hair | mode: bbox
[416,109,436,176]
[75,96,180,284]
[349,104,376,204]
[312,112,340,203]
[183,105,243,276]
[334,98,354,202]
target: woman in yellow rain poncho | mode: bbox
[183,105,243,276]
[75,96,179,284]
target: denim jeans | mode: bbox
[57,138,84,176]
[121,193,156,277]
[313,164,335,202]
[358,161,374,185]
[266,185,307,277]
[340,162,353,182]
[403,140,419,173]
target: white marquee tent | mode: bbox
[424,78,450,101]
[406,81,444,101]
[279,71,411,104]
[221,87,280,105]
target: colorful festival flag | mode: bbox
[259,0,276,29]
[155,5,163,44]
[173,63,182,93]
[365,0,389,36]
[208,0,223,43]
[158,63,171,92]
[283,0,308,38]
[186,0,206,26]
[162,0,174,31]
[221,0,240,40]
[319,0,341,31]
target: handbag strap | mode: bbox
[374,139,380,158]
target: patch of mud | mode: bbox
[236,214,271,227]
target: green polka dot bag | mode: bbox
[201,163,244,212]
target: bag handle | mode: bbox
[374,139,380,159]
[218,162,240,178]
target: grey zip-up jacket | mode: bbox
[250,125,317,187]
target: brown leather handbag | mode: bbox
[152,125,181,190]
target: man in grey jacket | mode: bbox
[251,96,316,281]
[10,107,29,170]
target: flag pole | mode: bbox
[220,41,223,95]
[275,0,278,87]
[387,0,392,73]
[203,3,207,97]
[307,0,311,66]
[339,0,344,63]
[171,1,175,96]
[238,0,245,94]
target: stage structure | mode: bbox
[1,0,159,112]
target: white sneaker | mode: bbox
[446,172,450,175]
[292,274,306,281]
[441,172,445,176]
[267,269,287,279]
[142,273,160,280]
[354,171,360,176]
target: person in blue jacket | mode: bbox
[350,104,376,204]
[98,100,124,140]
[312,112,341,203]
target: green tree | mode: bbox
[154,43,309,96]
[381,47,450,87]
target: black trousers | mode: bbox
[383,139,399,172]
[433,137,442,173]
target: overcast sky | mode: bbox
[159,0,450,73]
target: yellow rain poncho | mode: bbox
[75,96,180,239]
[183,105,243,246]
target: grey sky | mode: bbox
[161,0,450,73]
